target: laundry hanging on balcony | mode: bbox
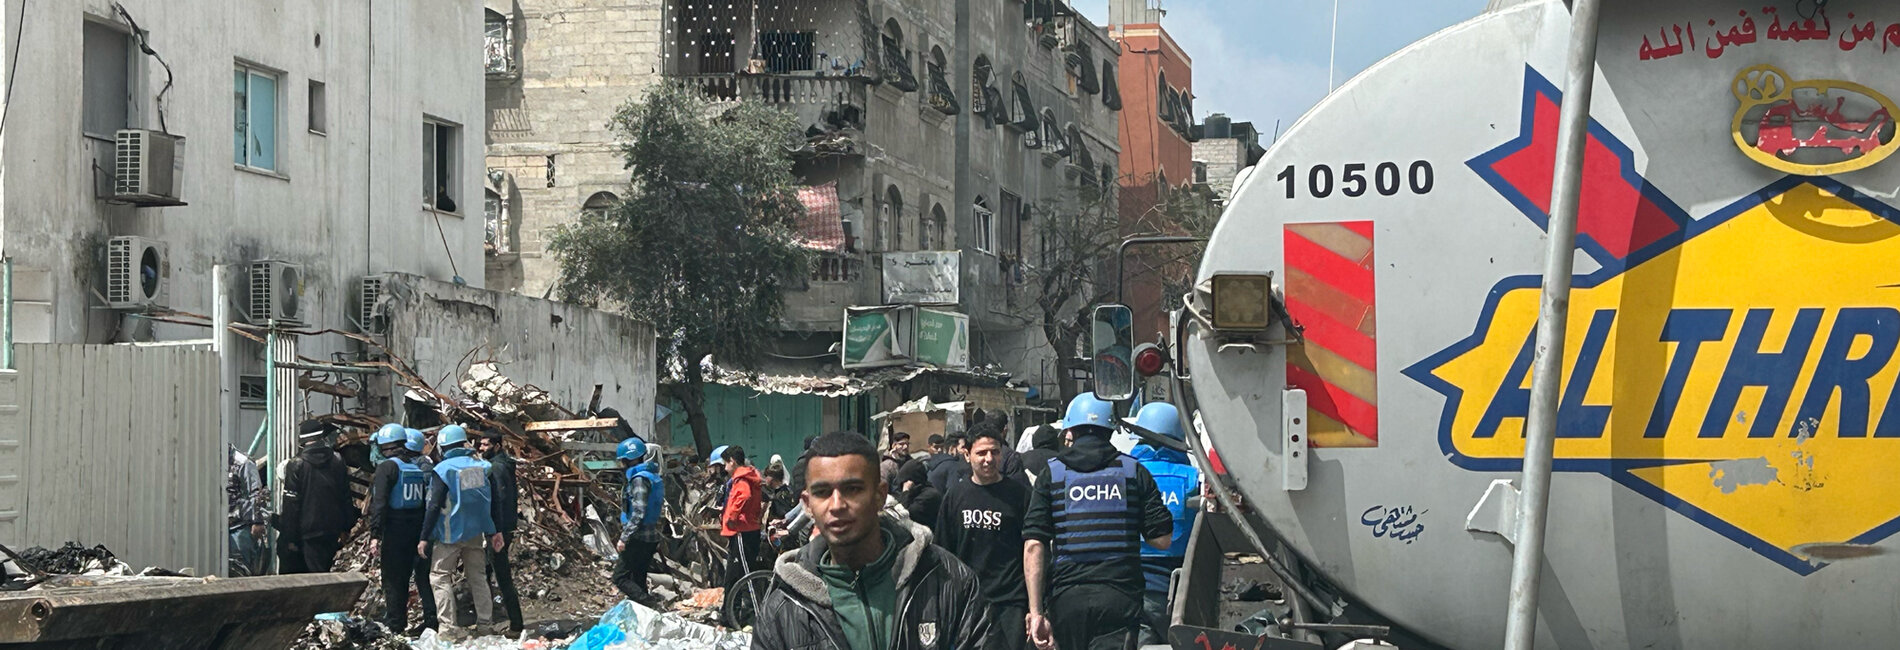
[794,182,847,253]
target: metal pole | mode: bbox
[1327,0,1339,92]
[3,257,13,370]
[1502,0,1604,648]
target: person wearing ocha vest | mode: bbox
[1125,403,1201,646]
[1023,393,1175,650]
[611,437,666,607]
[417,425,504,640]
[367,424,439,635]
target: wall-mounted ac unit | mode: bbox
[105,236,169,310]
[249,260,306,326]
[113,129,185,206]
[355,274,394,334]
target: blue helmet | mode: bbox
[404,428,426,453]
[708,445,731,466]
[1061,392,1115,432]
[617,437,648,462]
[439,425,469,447]
[373,424,406,447]
[1128,402,1185,441]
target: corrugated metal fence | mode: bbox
[0,344,223,575]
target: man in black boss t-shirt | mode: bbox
[935,428,1032,650]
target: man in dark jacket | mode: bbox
[924,434,968,492]
[478,429,524,636]
[275,419,357,573]
[1024,395,1173,650]
[753,431,990,650]
[1019,425,1062,484]
[895,458,942,531]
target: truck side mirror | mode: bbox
[1090,304,1136,401]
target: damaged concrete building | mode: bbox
[484,0,1122,462]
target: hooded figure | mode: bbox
[275,420,358,573]
[1020,424,1063,484]
[894,458,942,531]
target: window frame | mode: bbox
[307,79,328,135]
[422,117,463,214]
[83,19,136,143]
[484,9,515,76]
[973,196,995,254]
[233,61,284,174]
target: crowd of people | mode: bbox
[220,392,1204,649]
[746,393,1205,650]
[225,418,529,641]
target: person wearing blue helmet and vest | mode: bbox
[1023,393,1174,650]
[610,437,665,607]
[1124,403,1201,645]
[367,424,438,635]
[418,425,504,640]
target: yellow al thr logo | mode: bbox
[1408,178,1900,574]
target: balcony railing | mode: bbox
[673,73,863,105]
[811,254,864,283]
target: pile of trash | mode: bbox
[291,599,749,650]
[16,543,131,575]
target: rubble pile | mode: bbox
[294,361,755,649]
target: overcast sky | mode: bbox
[1078,0,1488,141]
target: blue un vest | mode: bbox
[388,458,430,511]
[432,450,496,545]
[1046,456,1140,566]
[622,465,664,528]
[1137,450,1200,593]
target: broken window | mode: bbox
[1101,60,1122,110]
[971,56,992,119]
[760,31,815,73]
[484,9,514,75]
[927,47,958,115]
[423,118,461,212]
[1001,190,1023,273]
[1011,72,1038,134]
[881,20,917,92]
[1069,41,1099,95]
[1041,110,1063,154]
[83,21,132,140]
[234,63,280,171]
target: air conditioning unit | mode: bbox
[355,274,394,334]
[249,260,306,326]
[113,129,185,206]
[105,236,169,309]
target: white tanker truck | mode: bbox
[1091,0,1900,647]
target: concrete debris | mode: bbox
[461,362,561,420]
[292,616,411,650]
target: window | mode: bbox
[83,21,132,140]
[484,189,505,253]
[582,191,618,218]
[234,63,281,171]
[1000,190,1022,262]
[881,186,904,251]
[423,118,461,212]
[1101,60,1122,110]
[307,80,327,134]
[926,47,958,115]
[926,204,947,250]
[880,20,917,92]
[760,31,816,73]
[484,9,514,75]
[1040,109,1061,153]
[973,195,995,253]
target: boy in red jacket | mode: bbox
[712,445,764,589]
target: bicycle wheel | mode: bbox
[722,569,775,629]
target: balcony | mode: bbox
[674,74,865,106]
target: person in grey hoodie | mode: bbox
[753,432,990,650]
